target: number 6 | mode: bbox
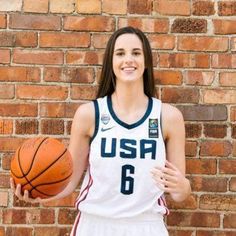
[120,165,135,195]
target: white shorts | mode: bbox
[70,212,169,236]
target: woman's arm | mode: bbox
[11,102,95,203]
[151,103,191,202]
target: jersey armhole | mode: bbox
[90,100,99,143]
[160,102,164,141]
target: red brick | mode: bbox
[200,141,232,157]
[231,37,236,51]
[214,19,236,34]
[172,19,207,33]
[40,32,90,48]
[34,227,71,236]
[44,67,94,83]
[223,213,236,228]
[128,0,152,14]
[6,227,33,236]
[0,191,8,207]
[119,18,169,33]
[230,177,236,191]
[177,105,227,121]
[3,209,27,224]
[0,103,37,117]
[234,143,236,156]
[154,70,182,85]
[161,88,199,103]
[26,209,55,224]
[0,85,14,99]
[16,85,68,100]
[193,1,215,16]
[190,176,228,192]
[186,159,217,174]
[203,89,236,104]
[212,54,236,68]
[77,0,101,14]
[203,124,227,138]
[185,123,202,138]
[66,51,103,65]
[71,85,98,100]
[43,192,77,207]
[0,138,25,152]
[64,16,115,32]
[13,49,63,65]
[218,1,236,16]
[219,160,236,174]
[0,49,10,64]
[169,230,194,236]
[159,53,210,68]
[153,0,191,16]
[41,119,64,135]
[0,173,10,188]
[219,72,236,86]
[58,208,77,224]
[231,107,236,122]
[15,120,38,134]
[185,71,214,86]
[178,36,228,52]
[0,67,40,82]
[23,0,48,13]
[232,124,236,139]
[0,0,22,11]
[92,33,111,49]
[149,35,175,50]
[185,141,198,157]
[197,231,236,236]
[200,194,236,211]
[40,102,78,118]
[9,14,61,30]
[166,194,197,210]
[167,212,220,227]
[103,0,127,14]
[2,153,12,170]
[0,14,6,28]
[50,0,75,13]
[0,120,13,135]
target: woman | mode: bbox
[11,27,191,236]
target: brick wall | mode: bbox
[0,0,235,235]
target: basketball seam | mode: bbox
[29,172,73,197]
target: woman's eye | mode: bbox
[116,52,124,56]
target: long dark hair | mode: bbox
[96,27,155,98]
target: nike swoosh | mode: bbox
[101,126,115,132]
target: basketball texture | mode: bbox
[10,137,73,199]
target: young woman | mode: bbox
[11,27,191,236]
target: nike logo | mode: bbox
[101,126,115,132]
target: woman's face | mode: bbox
[112,33,145,84]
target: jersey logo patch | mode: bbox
[101,113,110,125]
[101,126,115,132]
[149,119,158,138]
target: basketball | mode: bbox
[10,137,73,199]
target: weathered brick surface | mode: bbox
[0,0,235,234]
[171,19,207,33]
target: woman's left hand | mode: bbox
[151,160,190,202]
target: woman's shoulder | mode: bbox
[162,103,184,123]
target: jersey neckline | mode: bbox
[107,95,153,130]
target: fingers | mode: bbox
[10,178,41,203]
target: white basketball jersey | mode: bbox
[75,96,169,218]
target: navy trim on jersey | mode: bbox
[107,95,153,130]
[90,100,99,143]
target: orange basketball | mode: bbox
[10,137,73,199]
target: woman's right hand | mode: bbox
[10,178,43,204]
